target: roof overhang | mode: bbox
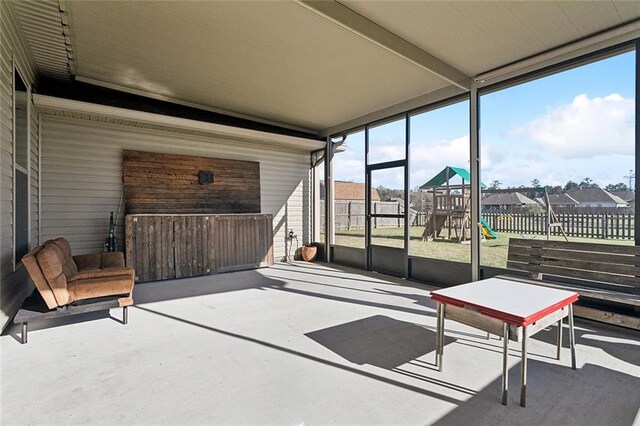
[12,1,640,138]
[33,94,326,152]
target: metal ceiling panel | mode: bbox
[67,1,449,132]
[341,0,640,76]
[9,1,640,136]
[12,0,69,80]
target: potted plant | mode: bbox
[301,244,318,262]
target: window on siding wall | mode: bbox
[14,68,29,266]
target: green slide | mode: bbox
[480,217,498,239]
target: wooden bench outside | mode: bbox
[506,238,640,330]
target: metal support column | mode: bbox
[312,156,321,243]
[470,81,481,281]
[404,113,411,278]
[635,40,639,247]
[364,126,371,270]
[324,136,334,263]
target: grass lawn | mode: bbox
[324,227,633,268]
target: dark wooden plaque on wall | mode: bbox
[123,150,261,214]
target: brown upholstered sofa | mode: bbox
[22,238,134,310]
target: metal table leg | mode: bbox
[21,322,28,344]
[501,322,509,405]
[556,318,563,360]
[568,304,576,370]
[437,304,446,372]
[440,305,446,368]
[123,306,129,325]
[435,302,441,367]
[520,326,527,407]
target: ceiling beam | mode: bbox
[319,85,466,137]
[295,0,471,90]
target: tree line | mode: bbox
[488,177,632,195]
[375,175,633,205]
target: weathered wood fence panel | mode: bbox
[320,200,406,230]
[123,150,261,214]
[483,213,635,240]
[214,214,274,273]
[126,213,273,282]
[127,215,176,282]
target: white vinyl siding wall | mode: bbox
[41,115,310,261]
[0,1,39,330]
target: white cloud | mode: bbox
[411,135,490,187]
[481,144,634,189]
[335,134,489,190]
[334,158,364,183]
[334,142,365,183]
[509,93,634,158]
[411,135,470,168]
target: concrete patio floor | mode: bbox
[1,261,639,425]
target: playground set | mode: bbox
[419,166,497,242]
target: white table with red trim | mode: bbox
[430,276,579,407]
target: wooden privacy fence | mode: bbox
[483,213,635,240]
[320,200,403,229]
[413,212,428,227]
[126,213,274,282]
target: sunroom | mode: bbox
[1,1,639,424]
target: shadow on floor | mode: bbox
[270,262,406,286]
[134,269,286,305]
[4,266,435,345]
[1,310,111,343]
[433,361,640,425]
[269,279,435,317]
[529,319,640,367]
[305,314,451,369]
[136,306,464,405]
[374,288,435,310]
[304,314,480,396]
[3,269,288,344]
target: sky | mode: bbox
[330,50,636,192]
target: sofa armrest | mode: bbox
[67,267,135,283]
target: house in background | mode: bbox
[481,192,538,213]
[535,193,581,209]
[535,193,580,212]
[320,181,380,202]
[566,188,629,208]
[613,191,635,210]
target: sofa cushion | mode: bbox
[36,244,70,306]
[67,267,135,282]
[67,275,134,303]
[51,238,78,276]
[100,252,125,269]
[73,253,102,271]
[21,246,59,309]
